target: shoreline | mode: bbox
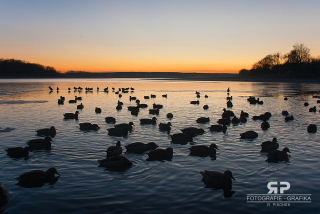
[1,76,320,84]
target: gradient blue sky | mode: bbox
[1,0,319,73]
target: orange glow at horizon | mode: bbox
[14,56,250,74]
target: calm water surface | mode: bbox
[0,78,319,214]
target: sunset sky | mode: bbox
[1,0,320,73]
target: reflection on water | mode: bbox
[0,79,320,214]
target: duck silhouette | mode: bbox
[98,155,132,170]
[105,117,116,123]
[64,111,79,120]
[266,147,291,163]
[106,141,122,158]
[114,122,134,132]
[181,127,204,136]
[79,123,99,131]
[307,124,317,133]
[171,133,193,144]
[240,131,258,139]
[95,107,102,113]
[189,143,219,158]
[260,137,278,152]
[146,147,173,161]
[36,126,56,137]
[196,117,210,123]
[140,117,157,125]
[159,122,171,131]
[16,167,60,188]
[125,142,158,154]
[27,137,52,151]
[6,146,30,158]
[209,124,227,133]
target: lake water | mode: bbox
[0,78,319,214]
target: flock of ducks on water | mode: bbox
[1,86,319,206]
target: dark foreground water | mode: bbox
[0,78,319,214]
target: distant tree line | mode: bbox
[239,43,320,78]
[0,58,62,78]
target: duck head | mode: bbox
[283,147,291,153]
[224,170,235,180]
[47,167,60,177]
[209,143,219,150]
[116,141,121,147]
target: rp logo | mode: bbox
[267,181,290,194]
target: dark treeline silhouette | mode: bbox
[239,43,320,78]
[63,70,236,79]
[0,59,62,78]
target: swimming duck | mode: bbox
[138,103,148,108]
[200,170,235,190]
[153,103,163,109]
[107,127,128,137]
[307,124,317,133]
[6,146,30,158]
[57,99,64,105]
[16,167,60,188]
[0,182,9,207]
[79,123,99,131]
[203,104,209,110]
[196,117,210,123]
[181,127,205,136]
[64,111,79,120]
[222,108,234,118]
[146,147,173,161]
[36,126,56,137]
[140,117,157,125]
[125,142,158,154]
[95,107,102,113]
[27,137,52,150]
[240,110,249,118]
[260,137,278,152]
[106,141,122,158]
[149,109,159,115]
[266,147,291,163]
[309,106,316,112]
[190,100,200,105]
[77,103,84,109]
[217,118,231,126]
[285,115,294,122]
[282,110,289,116]
[239,116,247,123]
[227,100,233,107]
[114,122,134,132]
[171,133,193,144]
[304,102,309,106]
[105,117,116,123]
[189,143,219,157]
[240,131,258,139]
[261,121,270,130]
[209,124,227,133]
[231,116,240,124]
[98,155,132,170]
[166,113,173,119]
[159,122,171,131]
